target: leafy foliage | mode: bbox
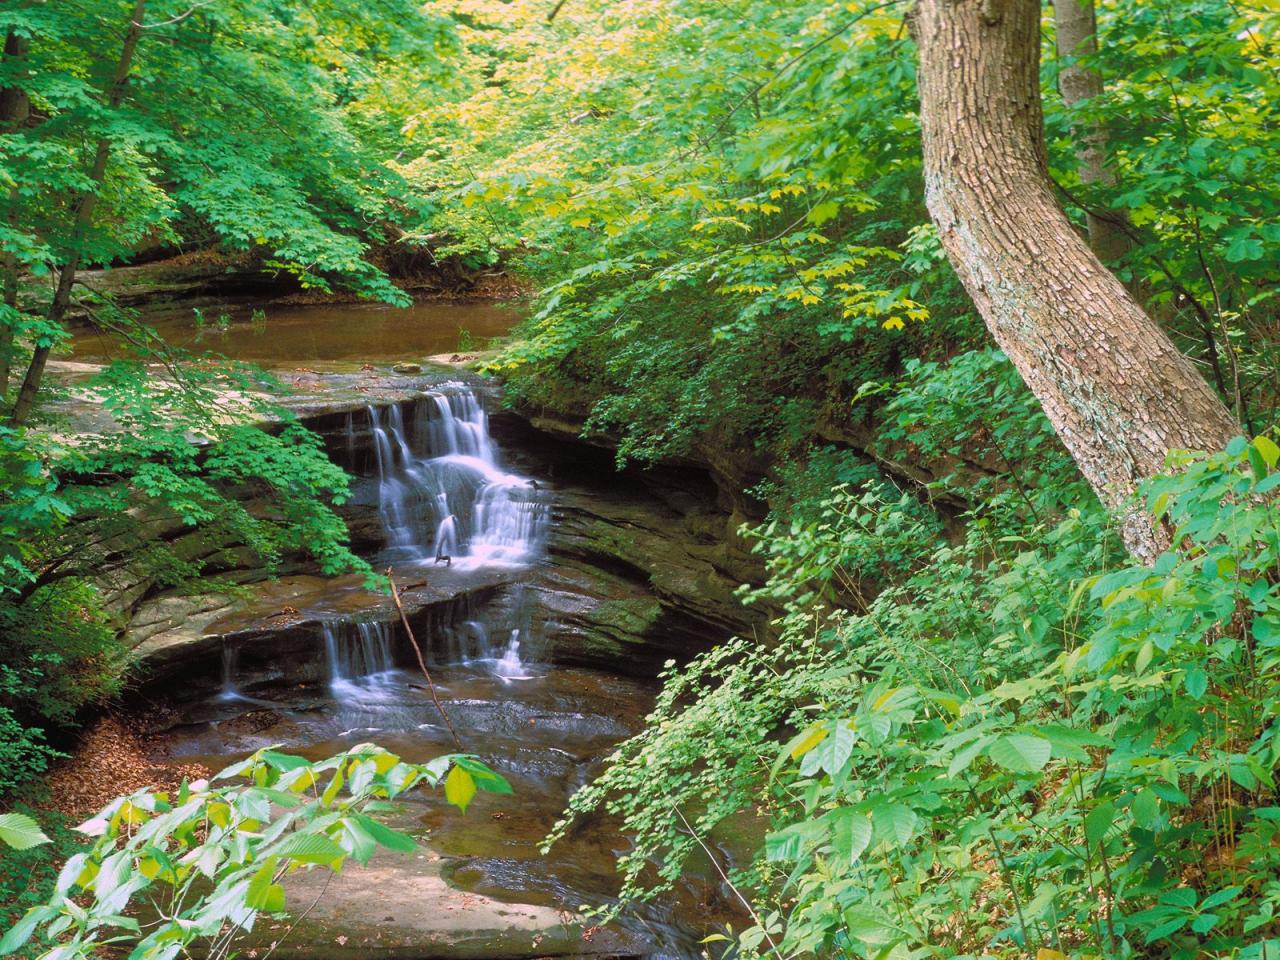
[1,744,511,960]
[549,348,1280,957]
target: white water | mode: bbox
[321,620,398,703]
[368,387,548,569]
[218,386,547,705]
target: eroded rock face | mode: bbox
[120,374,765,688]
[128,570,517,700]
[488,412,766,673]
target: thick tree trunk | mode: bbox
[1052,0,1130,263]
[0,28,31,396]
[909,0,1239,560]
[9,0,146,426]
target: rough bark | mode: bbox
[0,28,31,396]
[10,0,146,426]
[1052,0,1130,263]
[909,0,1239,560]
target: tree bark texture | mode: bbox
[0,28,31,396]
[909,0,1239,560]
[10,0,146,426]
[1052,0,1129,263]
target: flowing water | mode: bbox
[164,370,730,957]
[365,388,549,569]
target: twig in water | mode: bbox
[387,567,462,750]
[670,802,784,960]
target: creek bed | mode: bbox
[101,299,741,958]
[151,664,727,958]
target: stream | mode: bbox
[79,302,738,959]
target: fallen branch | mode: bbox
[387,567,462,750]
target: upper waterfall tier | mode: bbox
[366,386,550,570]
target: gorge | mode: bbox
[68,299,759,959]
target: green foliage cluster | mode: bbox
[0,808,83,958]
[0,327,370,791]
[1,0,452,314]
[0,744,510,960]
[548,350,1280,958]
[407,0,972,464]
[410,0,1279,461]
[411,8,1280,950]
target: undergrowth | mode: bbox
[549,350,1280,959]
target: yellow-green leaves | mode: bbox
[4,744,513,960]
[445,763,478,812]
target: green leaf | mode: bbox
[871,801,917,846]
[445,764,477,813]
[246,862,286,912]
[0,813,50,850]
[987,734,1052,774]
[1184,667,1208,700]
[765,820,825,862]
[801,722,855,777]
[1130,789,1159,829]
[1254,435,1280,469]
[827,807,873,865]
[1248,445,1268,481]
[260,750,310,772]
[0,907,51,956]
[843,907,912,946]
[271,831,347,865]
[807,201,840,226]
[355,815,418,853]
[1201,886,1243,910]
[1085,801,1116,847]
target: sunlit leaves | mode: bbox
[2,745,511,959]
[0,812,51,851]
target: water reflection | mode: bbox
[69,300,523,367]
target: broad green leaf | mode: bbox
[270,831,347,865]
[0,813,50,850]
[0,907,51,956]
[827,807,873,865]
[1254,435,1280,469]
[356,815,418,853]
[1085,801,1116,847]
[987,734,1052,774]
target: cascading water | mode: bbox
[367,386,549,569]
[217,641,240,701]
[321,620,397,702]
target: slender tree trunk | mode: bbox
[908,0,1239,560]
[9,0,146,426]
[0,28,31,396]
[1052,0,1130,263]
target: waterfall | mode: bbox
[218,641,240,701]
[493,629,528,681]
[361,384,548,679]
[366,386,549,569]
[322,620,397,702]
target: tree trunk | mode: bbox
[1052,0,1129,263]
[908,0,1239,561]
[0,28,31,396]
[9,0,146,426]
